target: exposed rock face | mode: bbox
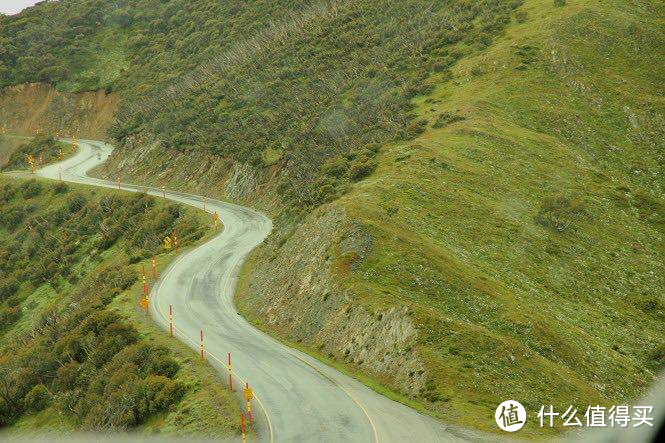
[239,206,427,395]
[95,132,273,206]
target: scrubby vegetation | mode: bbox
[0,178,236,432]
[1,134,70,171]
[2,0,663,438]
[1,0,523,206]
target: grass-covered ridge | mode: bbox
[0,177,240,436]
[237,0,664,436]
[339,0,664,433]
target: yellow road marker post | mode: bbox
[172,229,179,252]
[142,266,149,297]
[169,304,173,337]
[163,236,173,250]
[151,257,157,279]
[244,383,254,423]
[139,297,149,314]
[213,211,219,229]
[27,154,36,174]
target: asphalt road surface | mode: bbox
[32,140,460,442]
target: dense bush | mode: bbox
[432,112,466,129]
[535,194,587,232]
[0,179,202,428]
[0,306,20,330]
[24,384,51,413]
[349,157,378,182]
[20,179,43,199]
[0,278,18,301]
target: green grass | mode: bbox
[340,0,663,435]
[237,0,664,437]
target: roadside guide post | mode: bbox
[169,304,173,337]
[27,154,36,173]
[142,266,149,297]
[139,297,149,314]
[172,229,179,252]
[244,383,254,423]
[200,330,205,359]
[241,413,247,443]
[151,257,157,279]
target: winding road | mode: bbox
[32,139,459,442]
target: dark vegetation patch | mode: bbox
[1,135,69,172]
[534,194,587,233]
[432,111,466,129]
[0,179,205,429]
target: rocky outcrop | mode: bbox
[238,205,427,395]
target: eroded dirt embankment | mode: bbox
[0,83,117,139]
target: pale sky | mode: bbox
[0,0,43,15]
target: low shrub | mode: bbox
[24,384,51,413]
[535,194,586,232]
[432,112,466,128]
[20,180,43,199]
[349,158,378,182]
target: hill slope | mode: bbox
[1,0,663,437]
[0,176,241,437]
[237,0,665,435]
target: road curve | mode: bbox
[32,139,459,442]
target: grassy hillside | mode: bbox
[0,177,241,437]
[236,0,664,436]
[1,0,663,438]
